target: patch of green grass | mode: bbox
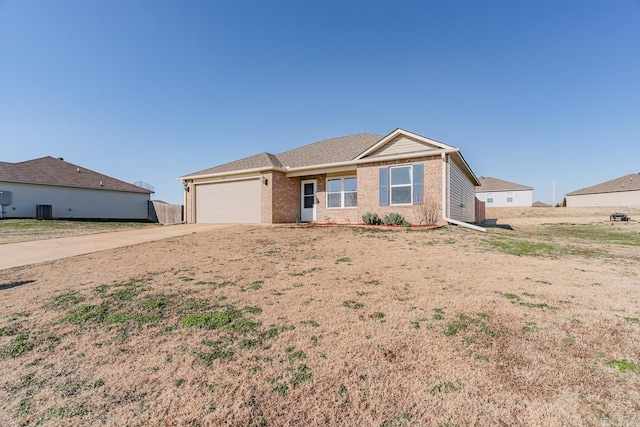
[250,416,267,427]
[1,332,35,358]
[56,379,104,397]
[199,342,235,366]
[227,318,261,334]
[48,403,89,419]
[444,322,467,336]
[250,280,264,290]
[287,349,306,361]
[104,312,127,324]
[180,308,243,329]
[522,322,539,334]
[380,412,412,427]
[623,317,639,324]
[520,302,556,311]
[489,239,555,257]
[606,359,640,374]
[364,279,381,285]
[138,296,169,311]
[65,303,109,324]
[290,364,312,386]
[131,314,161,324]
[336,257,351,264]
[108,279,147,301]
[174,378,185,387]
[300,320,320,327]
[14,399,31,418]
[0,323,21,337]
[45,291,85,310]
[273,382,288,395]
[343,300,364,310]
[372,312,385,320]
[243,306,262,315]
[504,293,520,300]
[429,380,462,395]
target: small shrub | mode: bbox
[362,212,382,225]
[383,213,408,226]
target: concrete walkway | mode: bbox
[0,224,231,270]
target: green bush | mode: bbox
[382,213,408,226]
[362,212,381,225]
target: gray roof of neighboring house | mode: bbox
[566,173,640,196]
[0,156,153,194]
[475,176,533,192]
[181,133,384,178]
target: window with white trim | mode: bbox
[487,192,494,204]
[390,165,412,205]
[506,191,514,203]
[327,177,357,208]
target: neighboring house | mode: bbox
[475,176,533,207]
[0,156,152,220]
[179,128,484,230]
[566,173,640,207]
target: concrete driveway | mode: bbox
[0,223,232,270]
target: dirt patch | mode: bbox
[1,211,639,426]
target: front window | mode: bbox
[327,177,357,208]
[390,166,412,205]
[506,191,514,203]
[487,192,494,204]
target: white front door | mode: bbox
[300,179,317,222]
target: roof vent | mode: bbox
[100,181,103,187]
[58,157,64,161]
[77,167,80,173]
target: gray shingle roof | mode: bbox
[181,133,384,178]
[185,152,283,177]
[476,176,533,192]
[566,173,640,196]
[0,156,152,194]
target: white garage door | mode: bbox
[195,179,261,223]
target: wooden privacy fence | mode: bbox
[148,201,183,225]
[475,198,486,224]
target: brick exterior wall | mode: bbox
[264,171,300,223]
[315,175,360,224]
[357,156,444,225]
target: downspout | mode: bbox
[441,153,486,232]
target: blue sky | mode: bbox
[1,1,638,205]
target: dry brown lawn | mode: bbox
[1,207,639,426]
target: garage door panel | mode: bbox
[196,179,261,223]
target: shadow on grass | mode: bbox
[483,219,514,230]
[0,280,36,291]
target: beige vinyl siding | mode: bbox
[448,160,475,223]
[195,178,261,223]
[368,135,437,158]
[0,181,150,219]
[566,190,640,207]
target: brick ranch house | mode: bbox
[179,128,485,231]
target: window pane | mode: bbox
[304,183,314,196]
[344,177,357,192]
[327,179,342,193]
[390,166,411,185]
[345,192,357,207]
[391,186,411,204]
[304,196,314,208]
[327,193,342,208]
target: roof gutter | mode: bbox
[441,152,486,232]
